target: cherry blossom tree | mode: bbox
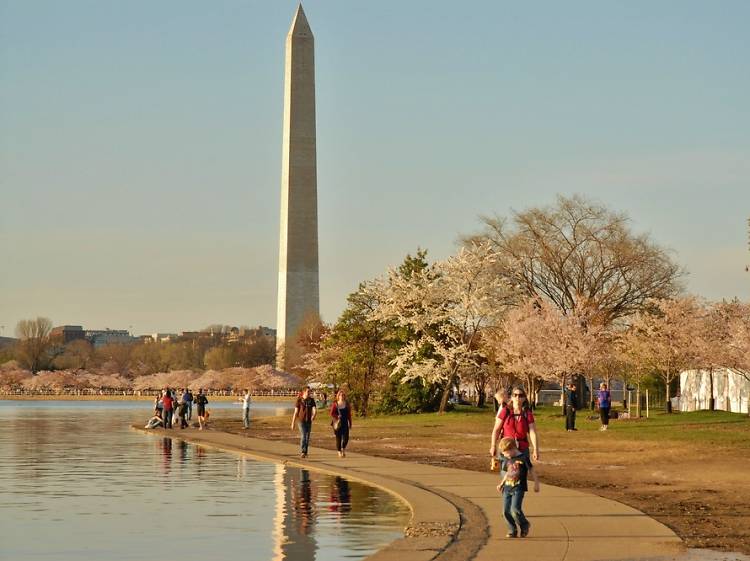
[370,242,520,413]
[491,298,608,412]
[624,297,703,413]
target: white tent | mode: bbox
[679,368,750,413]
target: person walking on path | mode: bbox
[330,390,353,458]
[240,389,252,429]
[183,388,193,421]
[496,437,540,538]
[196,388,209,430]
[490,387,540,464]
[291,387,316,458]
[162,389,174,429]
[597,382,611,431]
[565,383,578,432]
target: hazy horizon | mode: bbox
[2,0,749,336]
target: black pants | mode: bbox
[565,406,576,430]
[599,407,610,426]
[335,426,349,451]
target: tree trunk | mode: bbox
[588,375,595,410]
[560,375,566,415]
[635,383,641,418]
[438,378,453,414]
[708,367,715,411]
[665,377,672,413]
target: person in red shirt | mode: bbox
[161,389,174,429]
[490,387,539,463]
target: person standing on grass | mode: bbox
[565,382,578,432]
[196,388,209,430]
[490,387,540,464]
[240,389,252,429]
[597,382,611,431]
[496,437,540,538]
[291,386,316,458]
[330,390,353,458]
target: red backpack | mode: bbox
[499,406,530,443]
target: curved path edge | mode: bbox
[133,426,684,561]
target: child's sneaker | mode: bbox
[520,523,531,538]
[505,532,517,538]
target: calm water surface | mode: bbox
[0,401,410,561]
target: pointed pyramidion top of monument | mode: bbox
[288,3,313,39]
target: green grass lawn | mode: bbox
[351,405,750,450]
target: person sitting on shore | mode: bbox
[144,415,164,429]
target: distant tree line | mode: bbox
[2,320,276,376]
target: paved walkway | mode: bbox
[134,427,683,561]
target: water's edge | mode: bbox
[131,425,463,561]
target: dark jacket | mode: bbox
[565,388,578,409]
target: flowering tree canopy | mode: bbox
[370,242,520,412]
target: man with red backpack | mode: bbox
[490,387,540,463]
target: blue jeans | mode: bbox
[502,486,529,534]
[243,408,250,428]
[298,421,312,454]
[186,402,192,420]
[163,409,173,429]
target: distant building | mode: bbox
[229,326,277,344]
[149,333,179,343]
[85,329,134,348]
[50,325,86,345]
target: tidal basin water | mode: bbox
[0,401,410,561]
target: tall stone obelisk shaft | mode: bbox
[276,5,319,367]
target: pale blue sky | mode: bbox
[1,0,749,336]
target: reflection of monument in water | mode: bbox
[276,4,319,369]
[272,464,318,561]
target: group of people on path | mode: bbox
[290,386,352,459]
[144,387,209,430]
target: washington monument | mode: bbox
[276,4,319,367]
